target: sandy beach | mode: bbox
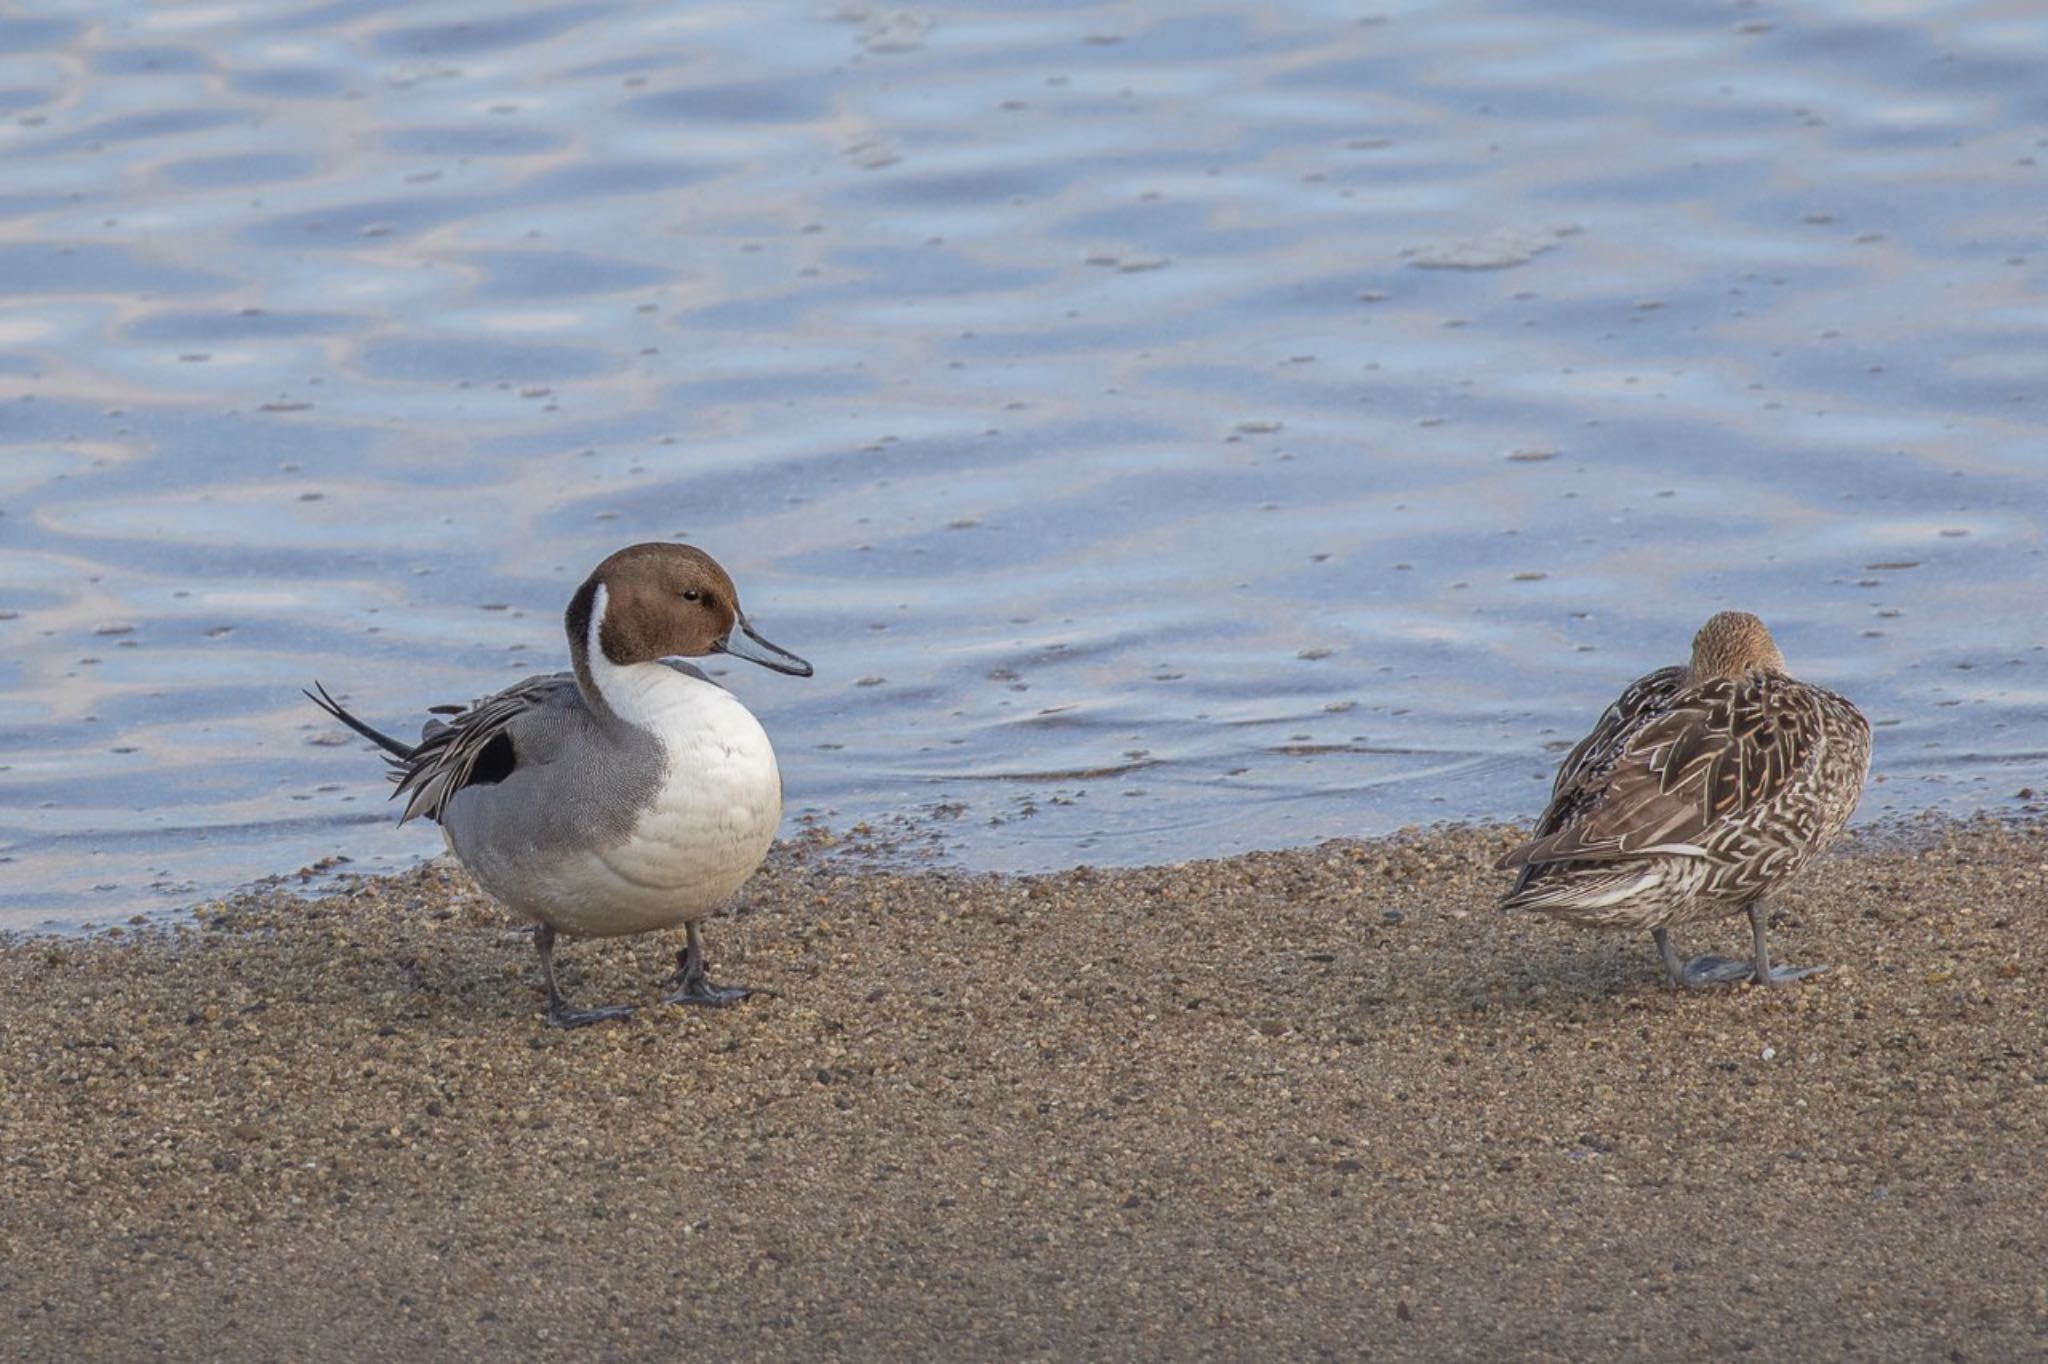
[2,819,2043,1362]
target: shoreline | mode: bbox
[9,803,2030,942]
[3,816,2044,1360]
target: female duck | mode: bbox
[1498,611,1870,987]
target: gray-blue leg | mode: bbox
[661,920,754,1009]
[1653,926,1690,986]
[536,923,635,1028]
[1653,906,1826,987]
[1745,901,1827,986]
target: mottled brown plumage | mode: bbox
[1498,611,1871,987]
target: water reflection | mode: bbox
[1,0,2043,926]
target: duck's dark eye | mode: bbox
[682,589,702,603]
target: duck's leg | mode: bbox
[1744,901,1827,985]
[661,920,753,1008]
[1656,921,1757,987]
[535,923,635,1028]
[1652,926,1693,986]
[1653,926,1749,985]
[1655,906,1825,987]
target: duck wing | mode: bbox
[390,672,587,824]
[1499,665,1685,868]
[1502,672,1823,869]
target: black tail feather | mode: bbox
[305,681,416,760]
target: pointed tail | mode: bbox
[305,682,416,760]
[1499,860,1665,920]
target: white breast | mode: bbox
[536,600,785,937]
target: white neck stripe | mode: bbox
[587,580,611,672]
[582,579,719,739]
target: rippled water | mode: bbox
[3,0,2044,928]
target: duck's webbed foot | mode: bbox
[1742,901,1827,986]
[1675,953,1765,987]
[535,923,635,1029]
[1652,910,1827,989]
[661,920,756,1009]
[547,999,637,1029]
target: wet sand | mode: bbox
[2,820,2044,1362]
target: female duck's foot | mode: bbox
[1676,953,1762,986]
[1653,914,1827,989]
[1741,900,1827,986]
[1675,953,1826,987]
[1758,961,1828,984]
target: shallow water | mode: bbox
[2,0,2044,929]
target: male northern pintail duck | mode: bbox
[308,542,812,1027]
[1497,610,1870,987]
